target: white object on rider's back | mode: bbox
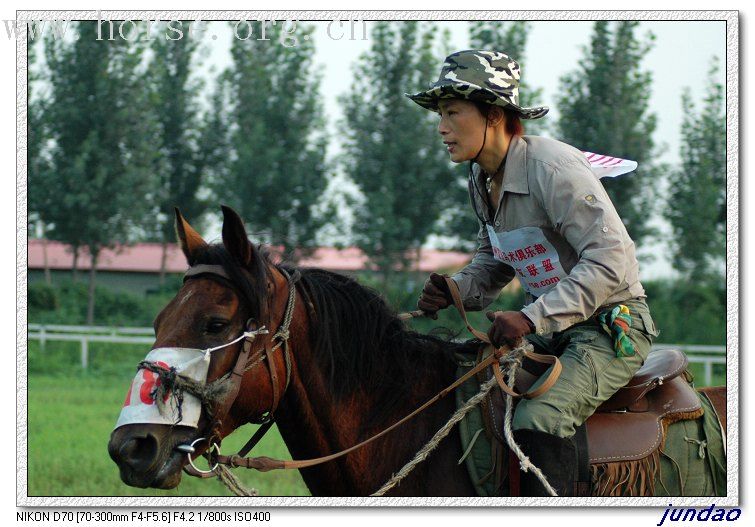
[584,151,638,179]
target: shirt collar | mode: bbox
[501,135,529,195]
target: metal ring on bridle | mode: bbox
[185,437,221,475]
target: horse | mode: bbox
[108,206,727,497]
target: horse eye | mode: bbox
[205,320,229,334]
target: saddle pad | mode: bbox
[455,352,501,497]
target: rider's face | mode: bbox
[437,99,487,163]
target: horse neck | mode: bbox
[273,298,474,496]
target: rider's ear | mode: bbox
[221,205,253,268]
[174,207,208,265]
[487,105,505,127]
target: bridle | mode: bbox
[141,262,300,479]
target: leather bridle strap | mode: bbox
[181,264,297,477]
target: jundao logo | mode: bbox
[658,504,741,525]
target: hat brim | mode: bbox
[405,82,549,120]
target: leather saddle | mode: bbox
[477,347,703,464]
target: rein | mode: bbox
[180,272,562,479]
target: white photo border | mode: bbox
[16,9,739,508]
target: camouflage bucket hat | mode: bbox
[406,50,549,120]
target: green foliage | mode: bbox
[27,37,53,238]
[665,58,726,283]
[212,21,329,258]
[341,22,459,277]
[40,21,162,321]
[146,25,208,241]
[28,280,179,328]
[643,278,725,345]
[556,21,661,246]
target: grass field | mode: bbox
[24,339,726,497]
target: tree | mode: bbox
[665,57,725,283]
[556,21,660,245]
[146,27,207,286]
[27,36,53,284]
[43,21,161,323]
[341,21,457,281]
[213,21,328,259]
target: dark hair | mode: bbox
[473,101,524,136]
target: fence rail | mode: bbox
[26,325,727,385]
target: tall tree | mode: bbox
[341,21,456,280]
[556,21,660,245]
[43,21,161,323]
[213,21,328,259]
[665,58,725,282]
[27,36,53,284]
[147,26,206,286]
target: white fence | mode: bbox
[27,324,727,385]
[28,324,154,369]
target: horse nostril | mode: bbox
[118,434,159,471]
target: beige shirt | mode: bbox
[451,135,646,335]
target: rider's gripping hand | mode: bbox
[417,273,453,319]
[485,310,535,348]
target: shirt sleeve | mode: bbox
[452,220,516,311]
[520,158,630,334]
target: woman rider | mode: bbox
[408,50,660,496]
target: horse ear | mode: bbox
[174,207,207,265]
[221,205,254,267]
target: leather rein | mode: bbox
[180,269,562,477]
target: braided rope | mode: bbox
[371,341,557,497]
[501,349,558,496]
[371,374,499,496]
[215,465,259,496]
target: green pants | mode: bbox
[512,298,660,438]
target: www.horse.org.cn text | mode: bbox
[6,14,370,46]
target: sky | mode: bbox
[196,18,726,279]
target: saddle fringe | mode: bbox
[590,408,704,496]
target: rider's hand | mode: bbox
[417,273,453,318]
[485,310,535,348]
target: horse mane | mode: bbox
[189,242,479,423]
[283,265,480,423]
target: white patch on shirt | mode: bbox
[486,225,568,297]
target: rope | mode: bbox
[203,327,270,355]
[371,374,499,496]
[501,347,558,496]
[371,341,557,497]
[215,465,259,496]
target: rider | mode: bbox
[407,50,660,496]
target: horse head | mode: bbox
[108,206,295,489]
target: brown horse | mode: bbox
[108,206,726,496]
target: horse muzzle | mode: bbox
[108,424,195,489]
